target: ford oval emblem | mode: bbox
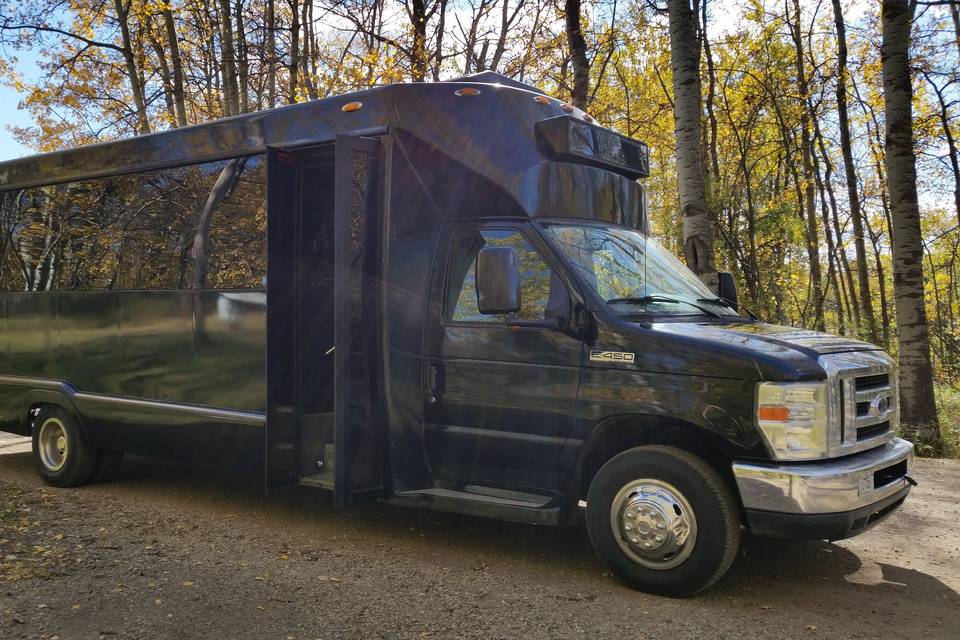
[869,395,889,417]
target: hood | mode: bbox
[663,321,879,357]
[612,320,885,382]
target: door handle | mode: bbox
[427,364,445,404]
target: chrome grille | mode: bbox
[819,351,898,457]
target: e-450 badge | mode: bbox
[589,350,636,364]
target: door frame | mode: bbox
[264,129,390,499]
[332,134,389,506]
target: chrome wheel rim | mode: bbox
[609,478,698,570]
[38,418,68,472]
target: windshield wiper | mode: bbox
[697,297,760,320]
[606,295,721,318]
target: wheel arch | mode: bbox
[19,386,88,440]
[577,414,737,500]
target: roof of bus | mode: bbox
[0,72,646,229]
[0,72,557,192]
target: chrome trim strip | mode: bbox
[732,437,914,514]
[73,392,266,426]
[0,374,265,427]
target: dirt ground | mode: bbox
[0,433,958,640]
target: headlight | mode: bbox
[755,382,829,460]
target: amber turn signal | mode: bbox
[341,101,363,112]
[454,88,482,97]
[757,406,790,422]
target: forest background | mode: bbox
[0,0,958,454]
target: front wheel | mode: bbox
[585,445,740,597]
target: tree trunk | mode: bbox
[288,0,300,103]
[881,0,941,440]
[832,0,878,343]
[490,0,520,72]
[433,0,448,81]
[409,0,429,82]
[236,0,250,112]
[565,0,589,109]
[788,0,824,331]
[147,32,179,126]
[811,136,845,335]
[267,0,277,108]
[192,159,246,289]
[951,1,960,59]
[299,0,317,99]
[814,120,862,332]
[160,7,189,127]
[700,0,720,186]
[923,71,960,226]
[219,0,240,115]
[668,0,716,286]
[113,0,151,134]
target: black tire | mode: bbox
[585,445,740,597]
[91,449,125,483]
[30,406,98,487]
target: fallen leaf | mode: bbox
[182,581,194,587]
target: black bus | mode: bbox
[0,72,914,596]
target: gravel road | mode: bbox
[0,436,958,640]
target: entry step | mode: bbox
[394,486,553,509]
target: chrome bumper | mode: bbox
[732,438,914,515]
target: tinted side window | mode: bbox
[446,228,554,323]
[0,156,266,291]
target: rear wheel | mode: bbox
[31,406,98,487]
[585,445,740,597]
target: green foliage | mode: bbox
[932,384,960,459]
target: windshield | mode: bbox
[542,223,739,318]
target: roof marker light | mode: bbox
[583,113,594,123]
[341,101,363,112]
[454,87,481,97]
[533,95,550,105]
[561,103,574,113]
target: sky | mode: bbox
[0,47,40,161]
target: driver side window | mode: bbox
[446,228,555,323]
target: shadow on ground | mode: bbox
[1,446,958,638]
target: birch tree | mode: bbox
[668,0,715,285]
[881,0,941,442]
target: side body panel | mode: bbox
[0,290,266,471]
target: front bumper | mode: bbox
[732,438,914,540]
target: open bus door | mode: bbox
[265,137,387,506]
[332,135,387,507]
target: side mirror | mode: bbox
[717,271,738,311]
[476,246,521,314]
